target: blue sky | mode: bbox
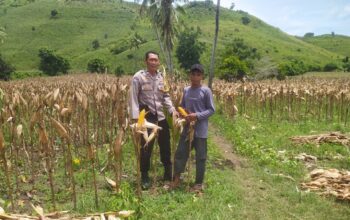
[219,0,350,36]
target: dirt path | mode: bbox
[209,122,244,169]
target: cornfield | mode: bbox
[0,74,186,212]
[2,73,349,213]
[0,74,131,211]
[213,78,350,125]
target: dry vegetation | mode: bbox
[0,74,131,211]
[1,74,350,216]
[0,74,187,213]
[213,78,350,124]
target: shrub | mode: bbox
[278,60,308,76]
[51,9,58,18]
[92,39,100,49]
[241,16,251,25]
[307,64,322,72]
[110,44,128,55]
[342,62,350,72]
[10,71,42,80]
[0,54,15,81]
[323,63,339,71]
[276,71,286,80]
[87,58,108,73]
[38,48,70,75]
[115,65,125,76]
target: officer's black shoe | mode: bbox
[141,174,151,190]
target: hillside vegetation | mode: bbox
[0,0,347,75]
[301,34,350,57]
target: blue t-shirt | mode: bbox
[181,85,215,138]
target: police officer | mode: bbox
[129,51,177,189]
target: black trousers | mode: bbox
[174,136,207,184]
[140,112,172,180]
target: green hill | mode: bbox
[0,0,346,75]
[301,34,350,58]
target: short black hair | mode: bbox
[145,51,159,60]
[190,64,204,73]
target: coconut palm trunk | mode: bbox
[209,0,220,89]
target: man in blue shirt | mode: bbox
[172,64,215,192]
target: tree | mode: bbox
[176,28,205,70]
[219,55,248,81]
[230,2,235,10]
[141,0,182,73]
[220,38,260,76]
[0,54,15,81]
[304,32,314,38]
[87,58,108,73]
[38,48,70,75]
[208,0,220,89]
[224,38,260,61]
[129,32,147,50]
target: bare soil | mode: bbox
[209,122,244,169]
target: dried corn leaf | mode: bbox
[105,177,116,188]
[301,168,350,201]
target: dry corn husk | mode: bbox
[60,107,71,117]
[105,177,117,189]
[38,124,49,147]
[130,108,162,147]
[301,168,350,201]
[51,118,69,140]
[53,88,60,101]
[290,132,350,147]
[16,124,23,137]
[0,129,5,152]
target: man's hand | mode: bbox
[185,113,197,123]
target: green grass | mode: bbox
[208,111,350,220]
[298,71,350,78]
[0,0,346,75]
[302,34,350,57]
[1,108,350,218]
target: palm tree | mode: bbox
[141,0,183,73]
[208,0,220,89]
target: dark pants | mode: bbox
[140,112,172,181]
[174,135,207,184]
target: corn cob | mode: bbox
[178,106,188,117]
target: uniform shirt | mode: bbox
[181,85,215,138]
[130,70,175,121]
